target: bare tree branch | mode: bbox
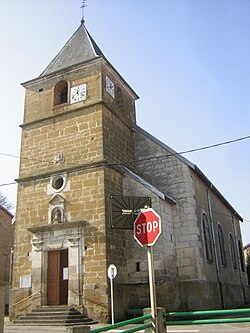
[0,192,14,211]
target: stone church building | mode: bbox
[0,205,14,331]
[11,21,249,322]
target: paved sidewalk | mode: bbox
[4,316,250,333]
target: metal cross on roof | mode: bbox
[81,0,87,24]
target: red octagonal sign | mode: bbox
[134,208,161,247]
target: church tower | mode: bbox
[11,21,138,322]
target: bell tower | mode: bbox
[11,20,138,321]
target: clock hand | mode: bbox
[73,90,79,98]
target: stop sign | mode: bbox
[134,208,161,247]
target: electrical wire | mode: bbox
[179,198,250,223]
[0,134,250,168]
[1,176,250,223]
[0,182,16,187]
[178,135,250,155]
[0,134,250,221]
[131,134,250,165]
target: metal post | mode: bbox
[108,264,117,325]
[110,276,114,324]
[147,246,158,333]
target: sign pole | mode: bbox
[147,246,158,333]
[107,264,117,325]
[134,208,161,333]
[110,276,114,325]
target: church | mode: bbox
[10,18,249,323]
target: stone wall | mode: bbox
[134,127,248,310]
[0,206,13,327]
[123,174,177,283]
[121,172,180,316]
[0,282,7,333]
[22,60,103,124]
[134,128,202,282]
[0,207,14,282]
[12,166,109,321]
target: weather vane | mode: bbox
[81,0,87,24]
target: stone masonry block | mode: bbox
[66,326,90,333]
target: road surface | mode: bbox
[4,322,250,333]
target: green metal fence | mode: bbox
[164,307,250,326]
[91,314,152,333]
[91,307,250,332]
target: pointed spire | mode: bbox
[40,23,104,77]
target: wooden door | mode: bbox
[47,250,60,305]
[47,249,68,305]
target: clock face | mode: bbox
[70,84,87,104]
[105,76,115,98]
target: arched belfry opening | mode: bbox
[54,80,68,105]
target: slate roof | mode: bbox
[121,165,176,205]
[40,22,104,77]
[22,22,139,99]
[135,125,243,221]
[0,204,14,218]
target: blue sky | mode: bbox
[0,0,249,244]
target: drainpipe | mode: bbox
[206,187,224,309]
[231,215,247,304]
[10,247,14,285]
[78,225,83,306]
[41,230,44,306]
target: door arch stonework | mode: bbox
[28,221,85,307]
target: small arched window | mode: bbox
[238,239,245,272]
[229,233,237,270]
[202,213,213,262]
[54,80,68,106]
[218,224,227,267]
